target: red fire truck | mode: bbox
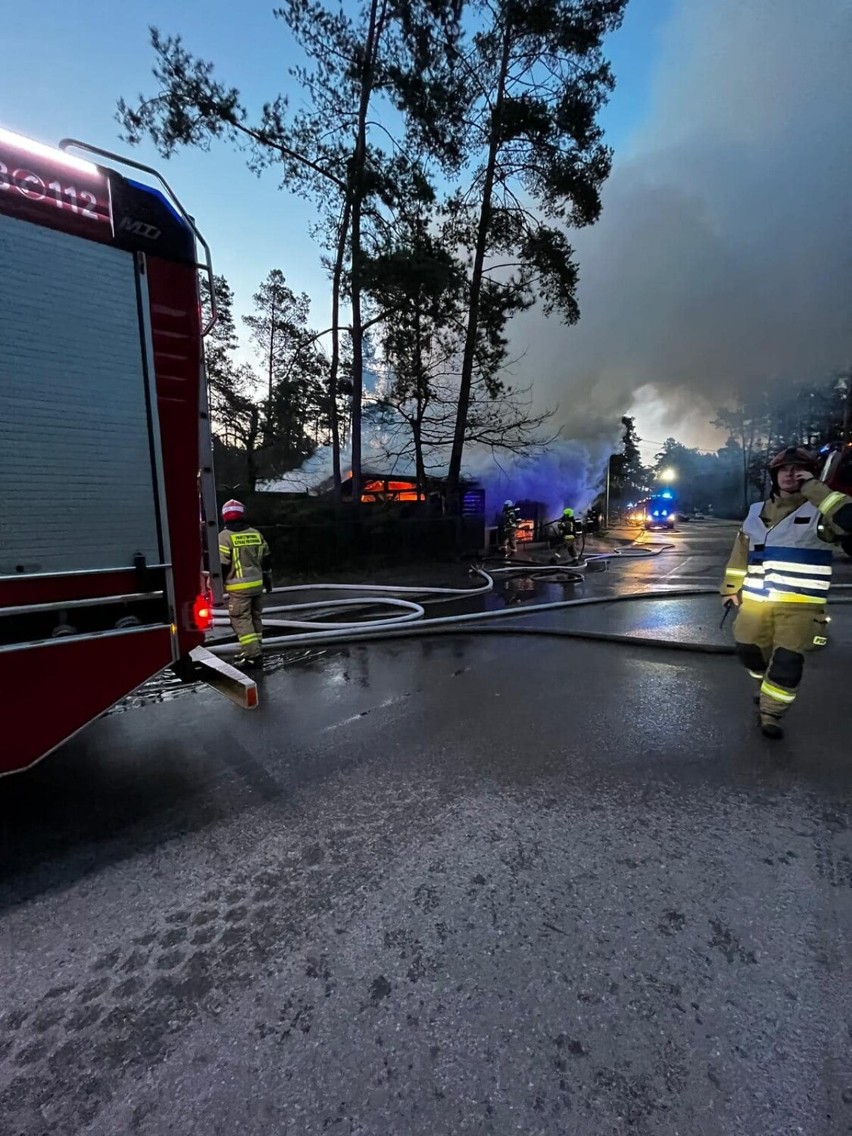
[0,126,256,776]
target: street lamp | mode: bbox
[659,468,677,483]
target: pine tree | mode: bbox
[443,0,627,501]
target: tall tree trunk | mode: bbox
[412,418,425,498]
[350,189,364,508]
[348,0,387,509]
[264,299,276,447]
[246,406,260,492]
[328,197,351,497]
[447,25,512,507]
[413,297,425,498]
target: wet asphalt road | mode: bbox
[2,522,851,1135]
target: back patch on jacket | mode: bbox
[232,532,262,547]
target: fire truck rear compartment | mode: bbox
[0,211,165,578]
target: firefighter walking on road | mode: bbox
[219,499,272,669]
[498,501,521,557]
[721,447,852,738]
[552,507,580,565]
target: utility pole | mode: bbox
[604,456,611,530]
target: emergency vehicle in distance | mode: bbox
[632,492,677,531]
[0,126,256,776]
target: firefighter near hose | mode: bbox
[551,507,581,565]
[720,447,852,739]
[218,500,272,669]
[498,501,521,557]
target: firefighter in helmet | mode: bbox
[721,446,852,738]
[552,507,580,565]
[498,500,521,557]
[219,499,272,668]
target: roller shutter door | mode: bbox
[0,212,163,575]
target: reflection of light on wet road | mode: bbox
[108,523,852,709]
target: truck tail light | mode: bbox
[193,592,214,631]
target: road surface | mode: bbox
[2,522,850,1135]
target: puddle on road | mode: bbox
[106,567,579,714]
[106,548,852,713]
[426,561,597,618]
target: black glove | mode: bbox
[263,573,273,594]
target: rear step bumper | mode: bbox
[184,646,259,709]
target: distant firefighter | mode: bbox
[498,500,521,557]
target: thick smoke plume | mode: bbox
[261,432,612,520]
[460,440,613,521]
[512,0,851,448]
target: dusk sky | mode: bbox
[3,0,848,464]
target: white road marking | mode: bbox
[660,555,693,581]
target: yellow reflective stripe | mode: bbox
[218,545,231,556]
[725,568,746,577]
[239,633,261,644]
[745,585,827,604]
[765,591,826,605]
[225,580,264,592]
[760,680,796,704]
[818,491,845,516]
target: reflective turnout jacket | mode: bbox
[722,479,852,604]
[219,522,271,594]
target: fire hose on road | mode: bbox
[207,540,852,660]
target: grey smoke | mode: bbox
[512,0,852,445]
[264,0,850,506]
[260,432,610,519]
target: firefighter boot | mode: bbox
[759,713,784,740]
[757,647,805,740]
